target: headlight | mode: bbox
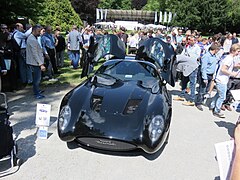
[148,115,165,142]
[58,105,71,131]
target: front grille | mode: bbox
[77,137,136,151]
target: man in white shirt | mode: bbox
[181,36,201,106]
[221,55,240,111]
[13,23,32,85]
[210,43,240,118]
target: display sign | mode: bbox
[35,103,51,126]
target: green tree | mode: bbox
[132,0,147,10]
[198,0,228,33]
[169,0,201,29]
[143,0,160,11]
[98,0,131,9]
[227,0,240,32]
[143,0,167,11]
[0,0,45,25]
[121,0,132,10]
[38,0,82,31]
[71,0,99,24]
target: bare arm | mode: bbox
[221,64,238,77]
[230,123,240,180]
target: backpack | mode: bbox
[11,31,22,53]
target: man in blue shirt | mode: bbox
[41,26,60,74]
[195,43,221,111]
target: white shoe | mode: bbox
[42,76,49,80]
[204,93,211,99]
[48,78,58,82]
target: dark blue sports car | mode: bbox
[58,34,176,154]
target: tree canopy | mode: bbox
[143,0,240,33]
[0,0,45,25]
[0,0,82,31]
[1,0,240,33]
[39,0,82,31]
[71,0,99,25]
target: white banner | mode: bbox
[35,103,51,127]
[159,11,162,23]
[101,9,104,20]
[168,12,172,23]
[105,9,108,21]
[154,11,158,23]
[96,8,100,20]
[163,11,167,23]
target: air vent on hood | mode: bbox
[123,99,142,115]
[91,96,103,113]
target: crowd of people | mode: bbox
[1,22,240,178]
[0,23,240,109]
[166,29,240,119]
[0,23,66,97]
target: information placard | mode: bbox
[35,103,51,127]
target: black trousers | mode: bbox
[47,48,58,74]
[223,78,240,105]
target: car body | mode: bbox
[58,35,176,154]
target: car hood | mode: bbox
[71,80,165,139]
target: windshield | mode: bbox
[95,61,160,87]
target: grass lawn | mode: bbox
[41,54,104,88]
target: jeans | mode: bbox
[69,50,80,69]
[29,65,42,95]
[210,82,227,113]
[196,73,214,105]
[181,68,198,102]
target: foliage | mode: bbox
[0,0,82,31]
[98,0,147,10]
[142,0,240,33]
[169,0,201,29]
[197,0,229,33]
[131,0,147,10]
[143,0,168,11]
[2,0,240,33]
[227,0,240,32]
[38,0,82,31]
[71,0,99,25]
[169,0,237,33]
[98,0,131,10]
[0,0,45,25]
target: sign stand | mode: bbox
[35,103,51,139]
